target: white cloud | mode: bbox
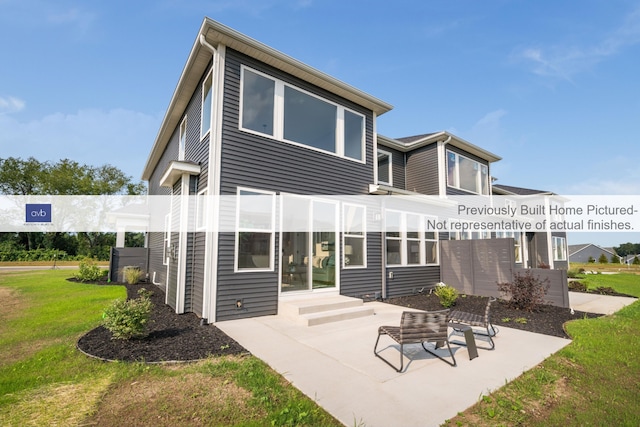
[514,6,640,82]
[0,96,25,115]
[0,108,162,180]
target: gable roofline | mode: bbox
[377,131,502,163]
[568,243,617,257]
[492,184,555,196]
[142,18,393,180]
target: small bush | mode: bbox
[75,257,105,282]
[434,283,459,308]
[122,266,144,285]
[598,254,608,264]
[102,288,153,340]
[568,281,587,292]
[497,270,550,312]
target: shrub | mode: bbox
[434,283,459,308]
[633,256,640,265]
[122,266,144,285]
[598,254,608,264]
[74,257,105,282]
[102,288,153,340]
[568,281,587,292]
[497,270,550,312]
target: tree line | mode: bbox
[0,157,146,261]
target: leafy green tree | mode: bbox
[610,253,620,264]
[598,253,608,264]
[0,157,146,258]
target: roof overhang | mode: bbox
[159,161,201,188]
[378,131,502,163]
[142,18,393,181]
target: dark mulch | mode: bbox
[77,279,631,363]
[77,283,247,363]
[385,292,604,339]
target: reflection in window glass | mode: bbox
[344,110,363,160]
[378,151,391,185]
[284,86,336,152]
[242,70,275,135]
[201,73,213,138]
[237,232,271,269]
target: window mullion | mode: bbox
[336,108,344,157]
[274,81,285,140]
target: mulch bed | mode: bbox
[77,280,634,363]
[385,292,603,339]
[76,283,247,363]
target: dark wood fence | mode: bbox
[108,247,149,283]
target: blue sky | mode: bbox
[1,0,639,246]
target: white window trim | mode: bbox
[162,214,170,266]
[424,215,439,266]
[342,203,367,269]
[553,236,567,261]
[200,69,213,140]
[377,149,392,186]
[179,116,187,161]
[386,210,440,267]
[496,231,523,263]
[196,188,207,231]
[234,187,276,272]
[239,65,366,164]
[446,149,489,195]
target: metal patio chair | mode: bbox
[449,296,498,350]
[374,309,456,372]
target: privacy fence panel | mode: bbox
[440,239,569,308]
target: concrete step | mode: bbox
[280,295,375,326]
[303,305,375,326]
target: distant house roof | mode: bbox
[568,243,617,257]
[492,184,554,195]
[377,132,502,163]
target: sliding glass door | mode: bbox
[281,196,337,293]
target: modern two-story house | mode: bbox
[141,18,568,323]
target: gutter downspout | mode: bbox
[199,33,219,323]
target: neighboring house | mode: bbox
[492,184,569,270]
[141,18,568,322]
[569,244,619,264]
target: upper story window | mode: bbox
[447,150,489,195]
[179,117,187,161]
[377,149,392,185]
[201,71,213,139]
[240,66,365,162]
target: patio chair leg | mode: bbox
[422,341,457,367]
[374,333,404,372]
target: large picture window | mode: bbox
[236,188,275,271]
[240,66,365,162]
[446,150,489,195]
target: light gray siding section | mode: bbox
[214,49,381,321]
[405,143,439,195]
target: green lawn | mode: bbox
[0,270,341,426]
[444,272,640,426]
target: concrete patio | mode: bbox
[216,292,636,427]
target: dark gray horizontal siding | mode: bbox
[405,143,439,195]
[215,49,379,321]
[148,231,166,292]
[216,233,279,321]
[379,145,405,190]
[384,266,441,298]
